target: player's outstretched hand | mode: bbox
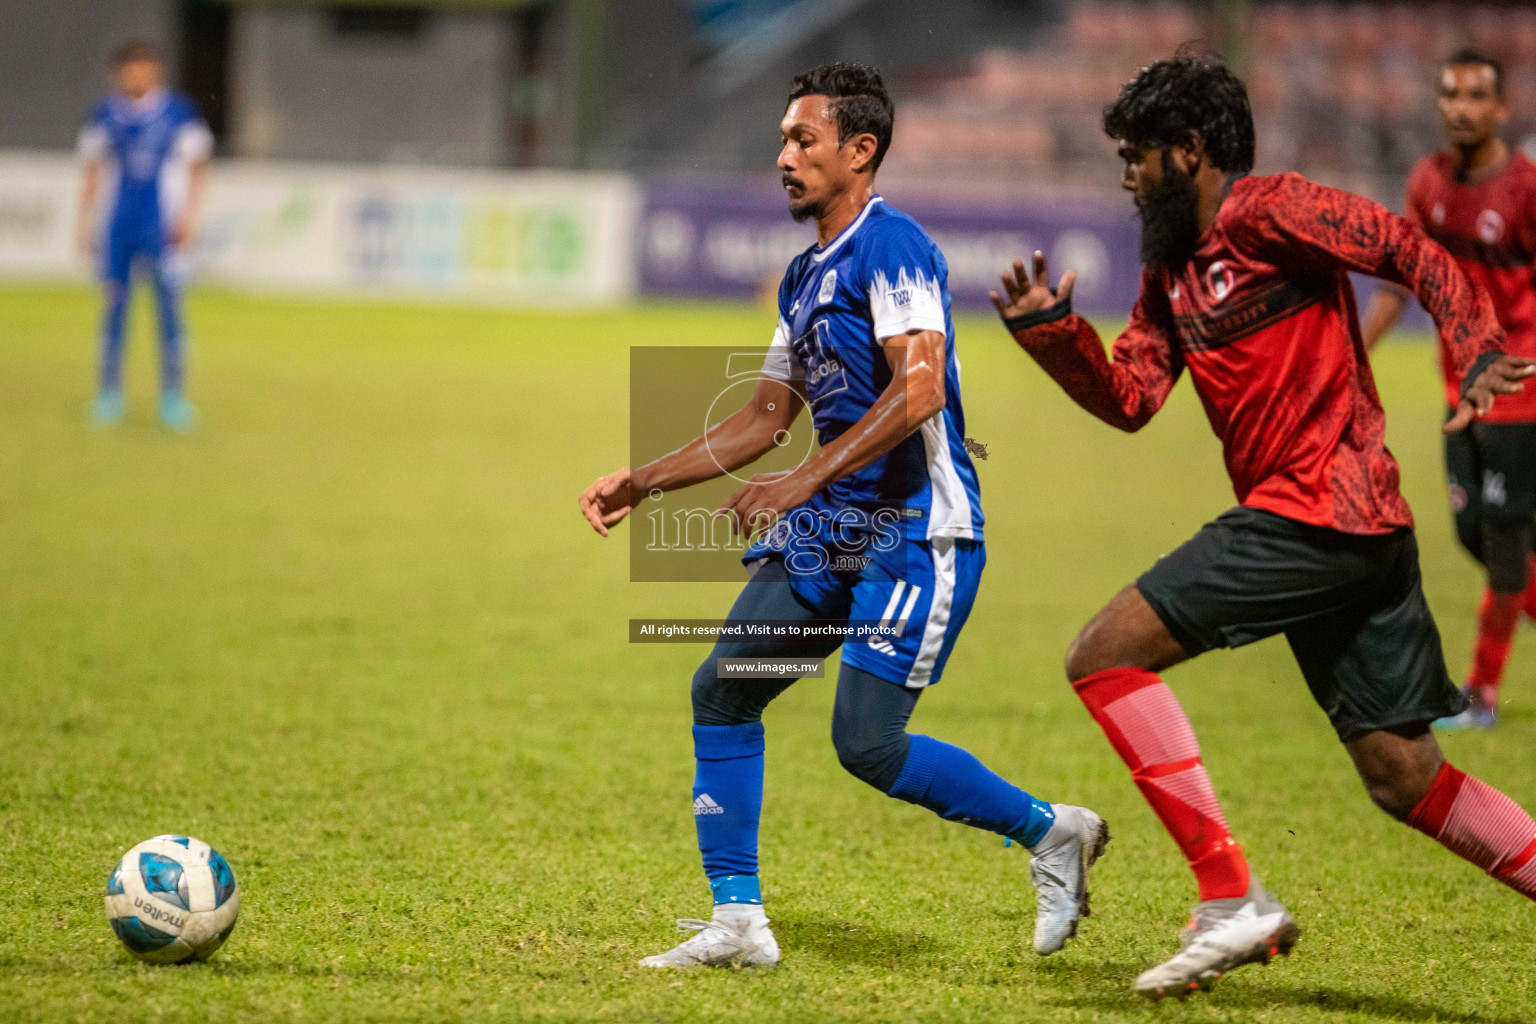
[716,470,815,541]
[578,467,636,537]
[990,251,1077,322]
[1446,355,1536,434]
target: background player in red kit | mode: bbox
[992,54,1536,1000]
[1362,50,1536,728]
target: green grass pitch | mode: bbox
[0,283,1532,1023]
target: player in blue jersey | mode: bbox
[75,40,211,431]
[579,63,1108,968]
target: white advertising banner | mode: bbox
[0,152,640,306]
[0,152,76,275]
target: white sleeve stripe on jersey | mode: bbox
[869,267,946,341]
[77,125,108,162]
[175,123,214,162]
[761,317,804,381]
[917,412,976,542]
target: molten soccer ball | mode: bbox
[104,835,240,963]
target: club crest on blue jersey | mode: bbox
[817,269,838,305]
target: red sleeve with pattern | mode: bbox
[1231,172,1504,381]
[1008,280,1183,432]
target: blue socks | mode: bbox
[693,722,765,903]
[693,724,1053,908]
[889,734,1055,847]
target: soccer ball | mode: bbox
[103,834,240,963]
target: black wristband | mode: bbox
[1002,294,1073,334]
[1460,349,1504,401]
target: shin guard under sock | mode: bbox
[1408,762,1536,899]
[693,723,765,891]
[1073,667,1249,900]
[889,734,1055,847]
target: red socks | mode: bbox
[1408,762,1536,899]
[1074,672,1536,904]
[1468,588,1521,705]
[1074,667,1250,900]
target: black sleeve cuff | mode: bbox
[1002,295,1073,334]
[1460,350,1504,401]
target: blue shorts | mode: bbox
[744,516,984,689]
[101,223,172,287]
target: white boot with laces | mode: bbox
[638,903,780,969]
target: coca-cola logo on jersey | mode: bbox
[1204,261,1235,302]
[1477,209,1505,245]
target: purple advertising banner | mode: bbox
[639,176,1145,313]
[638,175,1433,329]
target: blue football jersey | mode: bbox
[761,196,984,542]
[79,89,210,238]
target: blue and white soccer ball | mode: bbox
[103,835,240,963]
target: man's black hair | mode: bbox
[113,39,162,67]
[787,62,895,172]
[1443,48,1504,98]
[1103,51,1255,173]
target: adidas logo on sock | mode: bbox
[693,793,725,816]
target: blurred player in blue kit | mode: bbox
[75,40,211,431]
[579,63,1108,968]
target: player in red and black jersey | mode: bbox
[1362,50,1536,728]
[992,55,1536,999]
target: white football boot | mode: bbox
[1134,875,1300,1000]
[1027,804,1112,954]
[638,903,780,969]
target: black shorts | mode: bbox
[1444,416,1536,527]
[1136,506,1464,742]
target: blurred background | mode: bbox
[3,0,1534,314]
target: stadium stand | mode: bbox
[890,2,1536,189]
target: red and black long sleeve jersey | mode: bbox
[1407,151,1536,421]
[1011,172,1504,535]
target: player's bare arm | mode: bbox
[75,157,100,261]
[1360,284,1409,351]
[715,328,947,537]
[171,156,210,249]
[577,373,804,537]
